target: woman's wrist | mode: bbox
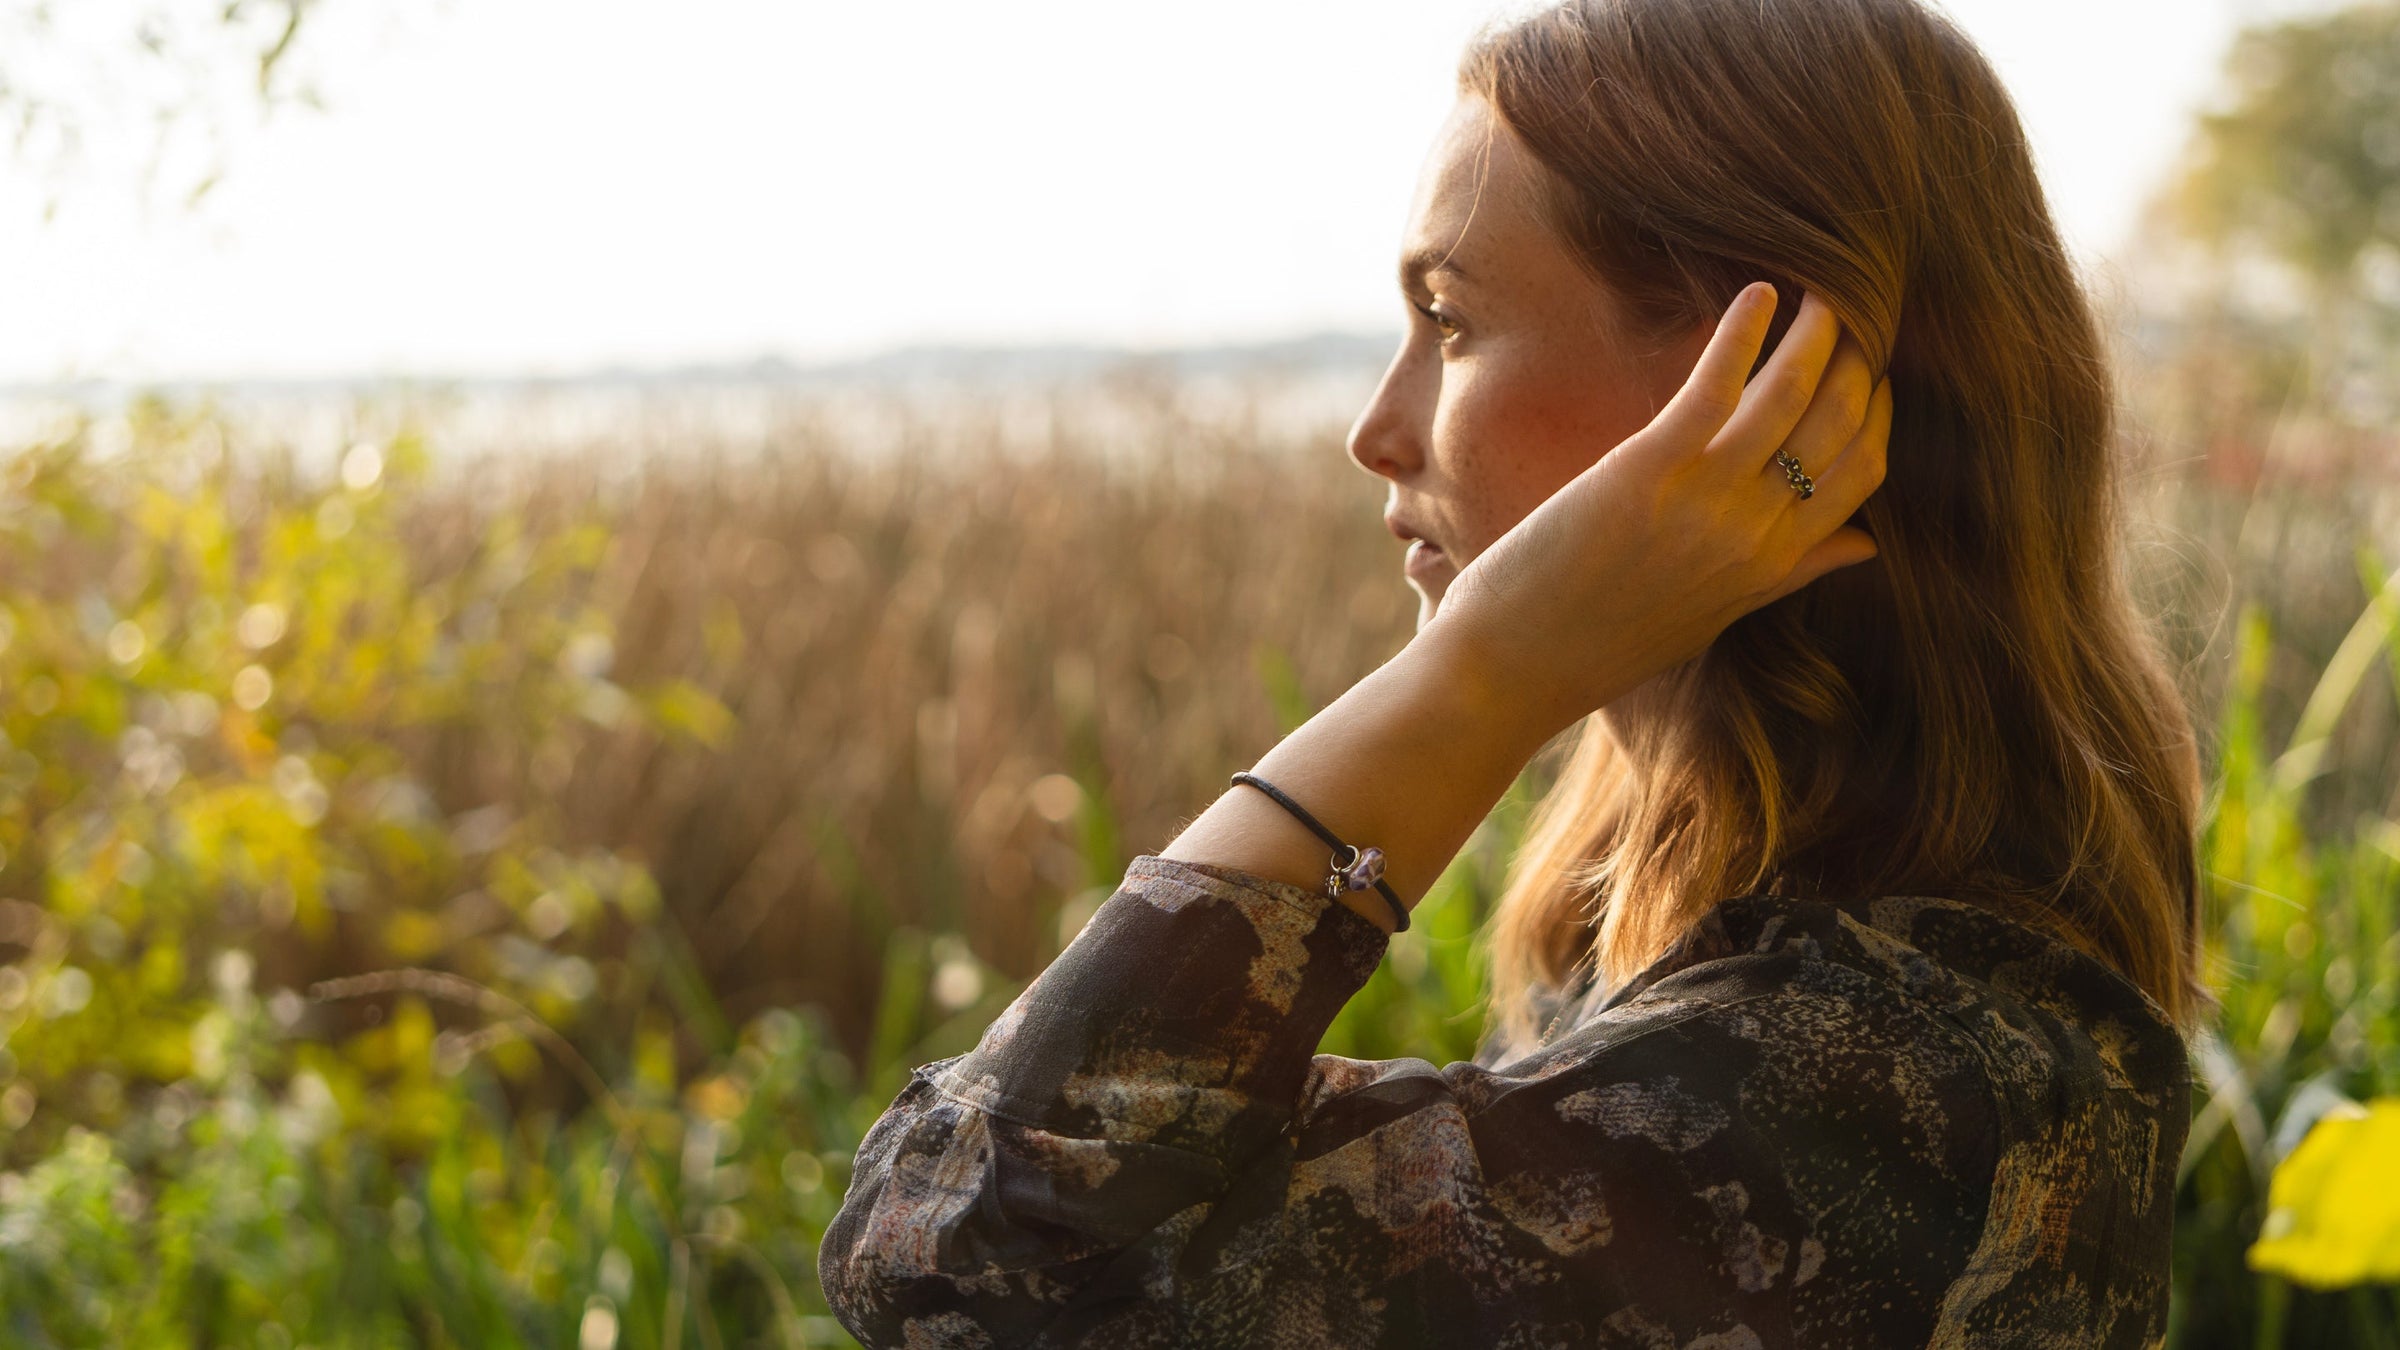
[1160,617,1575,927]
[1407,611,1595,754]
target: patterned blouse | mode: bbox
[820,853,2192,1348]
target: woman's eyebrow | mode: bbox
[1399,246,1473,289]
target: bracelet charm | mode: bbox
[1226,771,1410,933]
[1330,844,1387,897]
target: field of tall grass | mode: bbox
[0,359,2393,1346]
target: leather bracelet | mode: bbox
[1227,772,1409,934]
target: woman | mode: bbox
[820,0,2205,1344]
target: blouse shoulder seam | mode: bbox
[1537,983,1791,1074]
[1632,946,2013,1129]
[1804,953,2017,1138]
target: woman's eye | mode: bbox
[1413,301,1460,341]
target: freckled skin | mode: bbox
[1347,95,1713,635]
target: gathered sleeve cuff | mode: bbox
[925,854,1390,1171]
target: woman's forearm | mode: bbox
[1158,620,1593,932]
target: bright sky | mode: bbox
[0,0,2283,383]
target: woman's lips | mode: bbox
[1404,538,1451,585]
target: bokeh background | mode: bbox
[1,1,2397,1345]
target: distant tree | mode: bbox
[2134,2,2400,459]
[2166,1,2400,296]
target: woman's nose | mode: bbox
[1346,344,1429,481]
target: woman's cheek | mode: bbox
[1456,371,1588,509]
[1421,378,1520,560]
[1430,363,1519,486]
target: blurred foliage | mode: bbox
[2167,2,2400,295]
[0,385,1420,1345]
[0,380,2379,1344]
[2170,556,2400,1347]
[2134,1,2400,515]
[0,400,732,1197]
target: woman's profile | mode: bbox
[819,0,2204,1345]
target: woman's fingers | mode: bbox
[1617,280,1887,609]
[1645,282,1780,446]
[1705,291,1843,470]
[1768,334,1875,485]
[1794,372,1892,526]
[1759,376,1892,604]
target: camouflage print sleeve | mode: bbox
[818,855,2000,1349]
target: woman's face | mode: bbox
[1349,95,1711,631]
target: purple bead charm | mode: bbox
[1336,845,1387,893]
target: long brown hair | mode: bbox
[1461,0,2210,1054]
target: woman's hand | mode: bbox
[1162,284,1890,921]
[1426,284,1891,741]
